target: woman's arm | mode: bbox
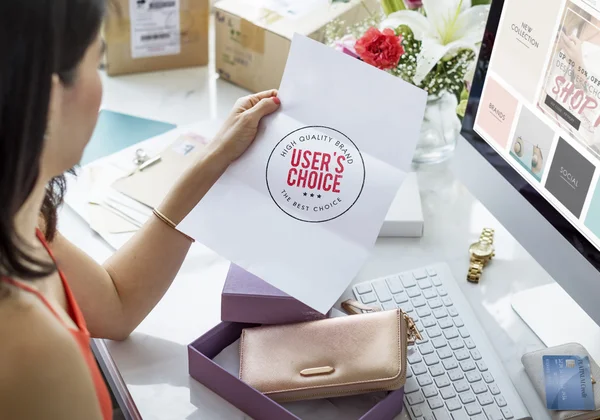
[51,91,280,340]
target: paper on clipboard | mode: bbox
[179,35,427,313]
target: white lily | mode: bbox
[381,0,489,85]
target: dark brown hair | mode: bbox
[0,0,106,280]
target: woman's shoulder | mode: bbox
[0,285,103,419]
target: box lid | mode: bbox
[221,264,327,324]
[214,0,365,40]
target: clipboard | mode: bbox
[112,133,209,209]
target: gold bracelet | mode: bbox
[152,208,195,243]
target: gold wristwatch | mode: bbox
[467,228,495,283]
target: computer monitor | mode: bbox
[459,0,600,327]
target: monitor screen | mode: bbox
[462,0,600,271]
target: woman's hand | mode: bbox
[212,89,281,163]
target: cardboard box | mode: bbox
[221,263,328,325]
[188,322,406,420]
[380,172,424,238]
[103,0,210,76]
[214,0,374,92]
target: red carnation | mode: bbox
[355,27,404,70]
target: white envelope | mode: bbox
[179,34,426,313]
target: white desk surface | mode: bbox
[57,66,556,420]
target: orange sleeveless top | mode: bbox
[1,230,112,419]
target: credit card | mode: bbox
[543,355,595,411]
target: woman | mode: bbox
[0,1,279,418]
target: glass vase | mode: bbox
[412,93,462,165]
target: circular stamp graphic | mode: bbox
[265,126,366,223]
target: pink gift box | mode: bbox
[221,264,328,325]
[188,321,406,420]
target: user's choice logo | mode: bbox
[266,126,366,223]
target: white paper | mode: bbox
[179,35,426,313]
[129,0,181,59]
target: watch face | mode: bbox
[470,241,494,257]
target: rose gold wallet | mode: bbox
[239,309,410,402]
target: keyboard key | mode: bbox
[407,391,425,405]
[454,379,470,393]
[460,360,476,372]
[428,297,443,309]
[423,288,437,299]
[453,317,465,327]
[476,360,488,372]
[432,337,447,349]
[464,402,482,415]
[438,317,453,329]
[394,291,409,303]
[472,382,488,395]
[471,350,482,360]
[489,383,501,395]
[414,269,428,280]
[418,278,433,289]
[413,296,427,307]
[398,302,414,313]
[459,390,476,404]
[408,350,422,364]
[417,336,430,345]
[360,291,377,304]
[355,283,372,294]
[401,273,417,288]
[440,386,456,400]
[433,308,448,319]
[434,374,451,388]
[482,371,494,383]
[450,409,469,420]
[419,343,435,355]
[415,321,425,334]
[437,286,448,296]
[386,276,403,294]
[422,316,437,328]
[501,407,514,418]
[454,349,470,361]
[432,407,450,420]
[417,307,433,318]
[417,374,433,387]
[406,368,413,378]
[413,362,427,375]
[448,306,459,317]
[428,396,445,410]
[464,338,476,349]
[483,405,503,420]
[373,280,392,302]
[458,327,470,338]
[422,384,438,398]
[411,404,424,418]
[425,354,440,367]
[448,338,464,350]
[427,326,442,338]
[429,364,445,377]
[447,368,464,381]
[407,288,422,298]
[424,415,435,420]
[404,377,420,393]
[466,371,482,383]
[442,296,453,307]
[495,395,507,407]
[382,301,397,311]
[472,415,486,420]
[442,357,458,370]
[445,397,461,411]
[437,347,453,359]
[443,327,459,340]
[427,267,437,277]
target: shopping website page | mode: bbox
[474,0,600,251]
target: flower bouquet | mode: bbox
[326,0,491,163]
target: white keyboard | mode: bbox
[352,263,531,420]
